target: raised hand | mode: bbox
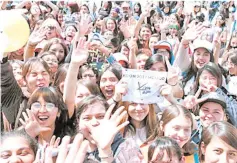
[71,32,89,64]
[160,83,177,104]
[182,22,206,43]
[200,84,218,93]
[19,109,51,138]
[35,134,89,163]
[182,87,208,110]
[28,28,47,46]
[127,37,138,52]
[112,79,128,102]
[165,56,181,86]
[77,13,93,36]
[85,104,129,151]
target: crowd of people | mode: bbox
[0,1,237,163]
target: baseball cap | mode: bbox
[153,40,172,52]
[112,53,128,63]
[193,39,213,53]
[199,92,226,109]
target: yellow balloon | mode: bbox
[0,10,30,53]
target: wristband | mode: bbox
[99,150,113,159]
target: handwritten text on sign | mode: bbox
[122,69,167,104]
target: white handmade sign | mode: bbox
[122,69,167,104]
[228,76,237,96]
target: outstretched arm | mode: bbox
[63,33,88,118]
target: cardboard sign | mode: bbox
[228,76,237,95]
[122,69,167,104]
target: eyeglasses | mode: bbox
[31,102,56,112]
[46,26,56,30]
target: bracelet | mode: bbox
[99,150,113,159]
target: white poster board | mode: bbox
[228,76,237,96]
[122,69,167,104]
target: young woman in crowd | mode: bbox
[144,53,183,100]
[53,63,69,95]
[9,60,26,87]
[20,87,72,143]
[1,2,237,163]
[75,95,142,162]
[105,17,119,37]
[79,64,98,84]
[133,2,142,20]
[183,62,237,127]
[141,105,198,163]
[174,23,215,96]
[41,38,68,64]
[1,56,51,130]
[189,92,227,144]
[148,136,185,163]
[199,121,237,163]
[99,63,127,104]
[63,24,77,46]
[39,51,59,75]
[0,130,38,163]
[225,53,237,97]
[119,102,157,146]
[63,34,101,119]
[136,50,150,70]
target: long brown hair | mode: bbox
[53,63,69,95]
[119,102,158,139]
[28,87,71,137]
[41,38,68,63]
[192,62,222,96]
[143,105,196,155]
[199,121,237,162]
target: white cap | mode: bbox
[112,53,128,63]
[193,39,213,53]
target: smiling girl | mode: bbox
[141,105,197,162]
[120,102,157,146]
[199,121,237,163]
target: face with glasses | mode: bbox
[81,69,97,84]
[45,25,57,40]
[30,96,59,128]
[42,54,59,73]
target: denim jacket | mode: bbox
[216,87,237,127]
